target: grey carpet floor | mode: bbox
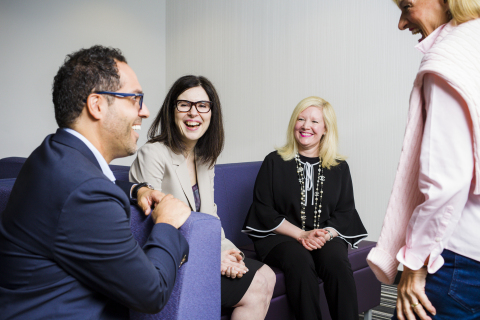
[359,284,397,320]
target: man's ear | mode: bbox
[85,94,107,120]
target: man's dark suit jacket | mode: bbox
[0,129,189,319]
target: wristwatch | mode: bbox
[239,251,245,261]
[325,229,334,241]
[132,182,154,199]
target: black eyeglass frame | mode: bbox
[175,100,212,113]
[85,91,144,109]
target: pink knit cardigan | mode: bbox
[367,18,480,284]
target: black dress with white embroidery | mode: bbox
[242,151,368,261]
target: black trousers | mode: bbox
[264,237,358,320]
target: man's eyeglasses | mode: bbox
[175,100,212,113]
[87,91,144,109]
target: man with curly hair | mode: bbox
[0,45,191,319]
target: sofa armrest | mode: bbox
[129,208,221,320]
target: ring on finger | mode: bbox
[411,302,420,308]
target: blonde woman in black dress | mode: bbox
[243,96,367,320]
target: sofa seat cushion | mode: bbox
[347,240,377,271]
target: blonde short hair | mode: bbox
[449,0,480,23]
[276,96,344,169]
[393,0,480,24]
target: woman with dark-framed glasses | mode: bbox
[130,75,275,319]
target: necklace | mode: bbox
[295,153,325,230]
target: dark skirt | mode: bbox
[221,258,264,307]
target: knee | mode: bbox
[332,254,351,271]
[282,252,315,275]
[261,265,276,294]
[245,265,276,302]
[316,258,352,280]
[256,265,276,296]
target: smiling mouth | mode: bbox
[185,121,200,128]
[411,28,425,42]
[300,132,313,137]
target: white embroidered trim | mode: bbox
[241,218,285,233]
[329,227,368,249]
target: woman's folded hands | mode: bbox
[221,249,249,278]
[297,229,328,251]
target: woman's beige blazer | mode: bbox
[129,141,237,252]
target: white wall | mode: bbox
[166,0,424,241]
[1,0,424,242]
[0,0,166,166]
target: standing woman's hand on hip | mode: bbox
[396,266,436,320]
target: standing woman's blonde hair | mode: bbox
[449,0,480,23]
[393,0,480,25]
[276,96,344,169]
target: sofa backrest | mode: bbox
[0,157,26,179]
[0,156,130,182]
[0,178,16,213]
[109,165,130,182]
[214,161,262,248]
[0,156,263,249]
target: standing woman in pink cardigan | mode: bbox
[366,0,480,320]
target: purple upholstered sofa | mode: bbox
[1,157,380,320]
